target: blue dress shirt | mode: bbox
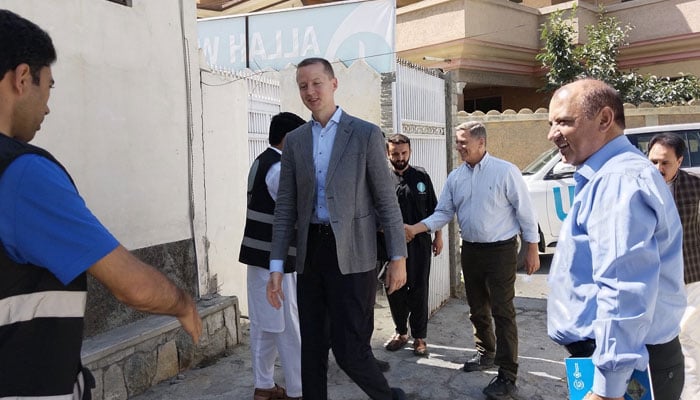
[421,153,539,244]
[547,135,686,397]
[269,107,343,273]
[309,107,342,224]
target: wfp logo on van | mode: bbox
[553,185,575,221]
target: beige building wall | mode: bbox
[399,0,700,115]
[458,105,700,169]
[608,0,700,77]
[464,86,551,112]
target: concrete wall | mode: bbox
[397,0,541,52]
[464,0,541,49]
[396,0,468,52]
[199,70,250,313]
[0,0,209,335]
[608,0,700,42]
[1,0,197,248]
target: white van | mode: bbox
[522,123,700,254]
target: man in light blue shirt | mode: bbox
[547,78,686,400]
[406,121,540,400]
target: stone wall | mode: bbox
[82,295,240,400]
[85,239,198,337]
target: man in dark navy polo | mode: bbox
[382,133,442,357]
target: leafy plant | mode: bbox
[536,7,700,105]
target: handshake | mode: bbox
[403,223,425,242]
[404,222,443,257]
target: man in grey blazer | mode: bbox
[267,57,408,400]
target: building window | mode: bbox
[107,0,132,6]
[464,97,502,113]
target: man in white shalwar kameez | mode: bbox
[239,112,306,400]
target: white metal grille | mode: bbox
[395,59,449,315]
[405,135,450,315]
[395,60,446,135]
[240,71,281,166]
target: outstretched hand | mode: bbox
[177,294,202,344]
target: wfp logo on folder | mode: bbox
[565,357,654,400]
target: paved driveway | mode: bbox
[134,256,569,400]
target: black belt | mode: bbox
[462,236,516,249]
[565,339,597,357]
[309,223,334,236]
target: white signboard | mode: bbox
[197,0,395,73]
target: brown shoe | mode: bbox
[385,334,409,351]
[254,384,286,400]
[413,338,428,356]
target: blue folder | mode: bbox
[565,357,654,400]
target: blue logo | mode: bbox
[417,182,426,193]
[553,186,575,221]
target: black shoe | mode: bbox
[375,357,390,372]
[462,353,495,372]
[482,374,517,400]
[390,387,406,400]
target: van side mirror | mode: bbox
[550,162,576,178]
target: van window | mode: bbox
[688,131,700,166]
[548,161,575,179]
[626,129,700,168]
[522,147,558,176]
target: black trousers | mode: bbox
[566,336,685,400]
[386,233,431,338]
[461,238,519,381]
[298,226,392,400]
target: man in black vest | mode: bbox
[240,112,305,400]
[0,10,201,399]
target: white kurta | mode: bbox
[681,281,700,400]
[247,266,301,397]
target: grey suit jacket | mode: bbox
[270,111,407,275]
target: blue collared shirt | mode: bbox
[269,107,343,273]
[421,152,539,244]
[547,135,686,397]
[309,107,342,224]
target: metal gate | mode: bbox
[242,71,281,166]
[394,59,450,315]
